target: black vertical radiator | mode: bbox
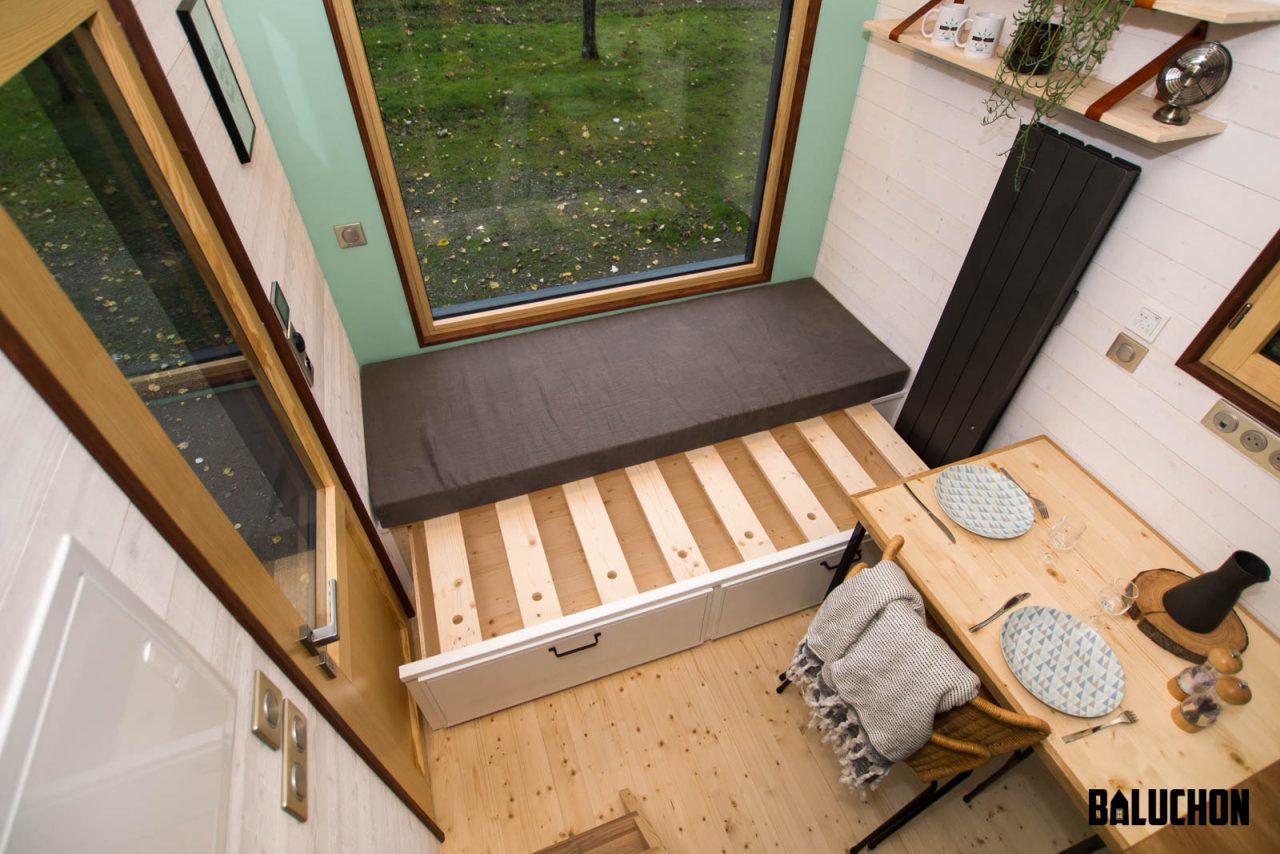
[895,125,1140,467]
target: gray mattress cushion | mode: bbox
[363,279,908,526]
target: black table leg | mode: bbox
[850,770,972,853]
[822,522,866,598]
[1057,834,1105,854]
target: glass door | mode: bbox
[0,32,323,625]
[0,0,435,827]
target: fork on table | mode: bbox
[1061,710,1138,743]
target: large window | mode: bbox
[329,0,816,343]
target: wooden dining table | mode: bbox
[851,436,1280,852]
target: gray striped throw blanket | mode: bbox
[786,559,979,790]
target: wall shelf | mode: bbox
[865,18,1228,145]
[1144,0,1280,25]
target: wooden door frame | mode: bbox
[0,0,440,837]
[1179,228,1280,433]
[322,0,824,346]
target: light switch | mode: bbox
[1106,332,1148,372]
[251,671,282,750]
[334,222,367,248]
[281,699,308,821]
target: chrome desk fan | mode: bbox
[1153,41,1233,126]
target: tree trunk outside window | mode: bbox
[582,0,599,59]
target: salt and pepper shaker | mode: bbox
[1172,676,1251,732]
[1167,647,1243,701]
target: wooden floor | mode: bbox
[425,611,1096,853]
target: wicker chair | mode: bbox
[776,533,1051,853]
[850,695,1051,852]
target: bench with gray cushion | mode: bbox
[363,278,909,527]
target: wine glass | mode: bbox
[1090,578,1138,623]
[1040,516,1086,567]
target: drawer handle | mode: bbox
[548,632,602,658]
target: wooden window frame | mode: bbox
[0,0,440,836]
[323,0,824,346]
[1179,228,1280,434]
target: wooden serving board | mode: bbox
[1129,568,1249,663]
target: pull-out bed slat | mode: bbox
[684,446,776,560]
[796,416,877,496]
[417,514,482,652]
[741,431,838,540]
[625,461,707,581]
[494,495,563,626]
[562,477,640,602]
[843,404,928,477]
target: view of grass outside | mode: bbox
[354,0,787,312]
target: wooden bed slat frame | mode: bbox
[406,404,923,656]
[742,430,839,541]
[419,514,482,651]
[625,461,708,581]
[563,477,641,603]
[843,405,929,477]
[796,416,878,494]
[685,445,778,560]
[495,495,563,626]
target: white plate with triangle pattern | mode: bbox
[933,463,1034,539]
[1000,606,1126,718]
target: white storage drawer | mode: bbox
[707,550,837,640]
[407,589,711,727]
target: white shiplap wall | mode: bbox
[817,2,1280,631]
[0,356,439,851]
[0,3,439,849]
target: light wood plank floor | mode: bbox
[426,611,1096,853]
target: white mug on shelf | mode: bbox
[955,12,1006,59]
[920,3,970,47]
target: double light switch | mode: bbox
[251,670,309,821]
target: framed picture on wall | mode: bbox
[177,0,255,163]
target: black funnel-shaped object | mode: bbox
[1163,551,1270,634]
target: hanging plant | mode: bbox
[984,0,1134,185]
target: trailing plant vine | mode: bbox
[984,0,1133,185]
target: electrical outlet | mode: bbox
[1241,430,1270,453]
[1201,400,1280,481]
[281,699,308,821]
[1126,304,1169,343]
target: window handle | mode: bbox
[1228,302,1252,330]
[299,579,340,655]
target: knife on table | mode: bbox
[968,592,1031,632]
[903,483,956,543]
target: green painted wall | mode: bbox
[222,0,873,365]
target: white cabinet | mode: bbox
[405,589,712,727]
[401,534,848,728]
[705,550,837,640]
